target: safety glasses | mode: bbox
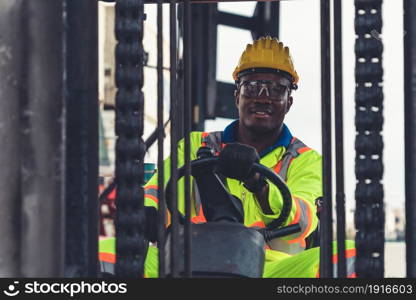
[239,80,290,101]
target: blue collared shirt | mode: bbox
[222,120,293,158]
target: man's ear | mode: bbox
[234,89,239,107]
[286,95,293,114]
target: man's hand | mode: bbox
[218,143,260,181]
[218,143,272,214]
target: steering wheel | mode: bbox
[165,157,292,230]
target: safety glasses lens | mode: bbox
[240,80,288,99]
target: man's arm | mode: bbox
[244,173,273,214]
[265,149,322,248]
[144,132,202,214]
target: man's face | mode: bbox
[235,72,293,134]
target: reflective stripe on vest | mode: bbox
[287,197,313,248]
[144,185,158,205]
[99,252,115,275]
[201,131,224,155]
[273,137,311,181]
[315,248,356,278]
[333,248,356,278]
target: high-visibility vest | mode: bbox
[197,131,317,253]
[144,131,320,254]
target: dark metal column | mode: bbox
[0,0,24,277]
[190,3,215,130]
[334,0,346,278]
[251,1,280,40]
[64,0,99,277]
[319,0,333,278]
[169,0,180,277]
[19,0,66,277]
[183,0,193,277]
[404,0,416,278]
[157,0,167,279]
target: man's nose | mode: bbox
[258,85,269,97]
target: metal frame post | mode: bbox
[0,0,24,277]
[157,0,167,279]
[19,0,66,277]
[169,0,180,277]
[64,0,99,277]
[334,0,346,278]
[183,0,193,277]
[319,0,334,278]
[404,0,416,278]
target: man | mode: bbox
[99,36,355,278]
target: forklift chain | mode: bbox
[114,0,147,277]
[354,0,384,278]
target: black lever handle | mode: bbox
[258,223,301,242]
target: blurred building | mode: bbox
[386,207,405,241]
[98,2,171,183]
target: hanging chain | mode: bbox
[114,0,147,277]
[354,0,384,278]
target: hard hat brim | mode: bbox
[236,67,294,84]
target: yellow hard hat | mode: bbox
[232,36,299,87]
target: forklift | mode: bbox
[1,0,415,280]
